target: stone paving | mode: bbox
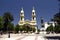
[0,33,47,40]
[1,33,60,40]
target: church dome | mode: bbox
[32,7,35,12]
[21,8,24,13]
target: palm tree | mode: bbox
[3,12,14,38]
[3,12,14,32]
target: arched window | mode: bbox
[33,12,34,15]
[21,13,22,15]
[21,17,22,20]
[33,17,34,20]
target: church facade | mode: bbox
[18,7,37,30]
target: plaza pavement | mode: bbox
[0,33,48,40]
[1,33,60,40]
[2,33,60,40]
[1,33,59,40]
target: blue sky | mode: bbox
[0,0,59,29]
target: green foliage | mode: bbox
[15,25,20,33]
[3,12,14,32]
[46,25,54,32]
[51,12,60,33]
[22,24,27,31]
[19,28,23,32]
[54,25,60,33]
[0,16,4,31]
[32,28,36,32]
[46,24,60,33]
[22,24,33,33]
[37,29,40,32]
[3,12,14,22]
[53,13,60,24]
[8,23,14,31]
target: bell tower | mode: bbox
[32,7,36,21]
[31,7,37,28]
[19,8,24,25]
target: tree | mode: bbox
[3,12,14,32]
[54,25,60,33]
[15,25,20,33]
[0,16,4,31]
[19,27,23,33]
[52,12,60,33]
[22,24,32,32]
[8,23,14,31]
[37,29,40,33]
[46,25,54,33]
[32,28,36,32]
[0,16,4,35]
[22,24,27,32]
[53,13,60,25]
[22,24,32,33]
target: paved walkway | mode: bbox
[0,33,53,40]
[17,35,46,40]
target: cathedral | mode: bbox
[18,7,37,30]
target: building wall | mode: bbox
[44,22,56,30]
[40,21,56,31]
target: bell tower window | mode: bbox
[33,12,34,15]
[21,13,22,15]
[21,17,22,20]
[33,17,34,20]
